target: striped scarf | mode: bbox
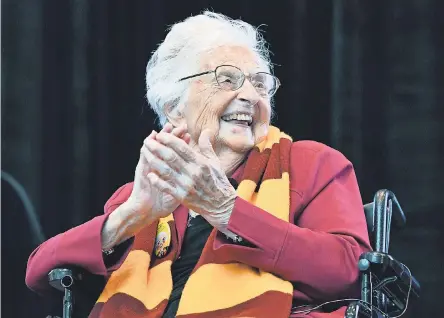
[90,126,294,318]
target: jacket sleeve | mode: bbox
[25,183,134,294]
[212,142,372,301]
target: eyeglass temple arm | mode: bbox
[178,71,214,82]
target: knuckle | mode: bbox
[159,132,170,143]
[177,143,187,155]
[143,137,153,147]
[186,150,196,161]
[201,164,211,175]
[144,153,153,164]
[183,179,194,194]
[202,169,211,182]
[166,179,175,188]
[189,167,201,181]
[148,175,156,185]
[158,182,167,192]
[140,144,149,154]
[164,165,174,177]
[166,151,177,163]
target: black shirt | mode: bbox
[162,214,213,318]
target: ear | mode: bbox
[164,102,186,128]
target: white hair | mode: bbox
[145,11,274,127]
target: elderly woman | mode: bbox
[26,11,371,318]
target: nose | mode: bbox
[236,79,260,106]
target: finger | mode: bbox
[142,123,173,161]
[140,130,159,163]
[148,130,158,139]
[146,130,160,143]
[145,122,174,145]
[198,129,217,159]
[171,124,188,139]
[183,133,191,144]
[147,172,183,201]
[144,138,189,171]
[144,143,199,204]
[155,131,196,162]
[141,146,180,180]
[162,123,174,133]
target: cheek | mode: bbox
[185,84,237,138]
[192,108,221,134]
[255,102,272,131]
[254,121,269,143]
[254,103,272,141]
[185,103,221,141]
[196,90,232,126]
[261,102,272,122]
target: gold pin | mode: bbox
[154,221,171,258]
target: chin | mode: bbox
[217,120,267,153]
[218,131,255,153]
[227,141,255,153]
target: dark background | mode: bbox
[2,0,443,317]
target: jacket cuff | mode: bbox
[57,214,133,276]
[213,196,290,270]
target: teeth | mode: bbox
[222,113,253,124]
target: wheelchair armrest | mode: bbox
[47,268,105,318]
[48,268,84,292]
[359,252,420,311]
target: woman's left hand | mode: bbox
[144,129,237,228]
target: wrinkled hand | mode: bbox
[145,129,237,229]
[128,123,191,221]
[101,124,192,250]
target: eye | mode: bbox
[218,75,235,84]
[253,81,266,90]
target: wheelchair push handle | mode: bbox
[374,189,406,229]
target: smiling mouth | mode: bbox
[221,113,253,126]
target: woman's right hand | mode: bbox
[101,123,190,250]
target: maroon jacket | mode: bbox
[26,141,372,317]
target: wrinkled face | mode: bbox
[169,46,272,155]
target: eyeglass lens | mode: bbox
[215,65,277,97]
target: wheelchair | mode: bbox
[46,189,420,318]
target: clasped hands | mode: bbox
[142,123,237,230]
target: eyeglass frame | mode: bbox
[177,64,281,98]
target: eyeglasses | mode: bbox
[178,65,281,98]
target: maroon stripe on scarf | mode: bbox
[279,137,292,174]
[241,147,271,184]
[175,290,292,318]
[261,143,282,181]
[262,138,292,181]
[132,221,158,252]
[90,295,168,318]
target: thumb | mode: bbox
[198,129,217,158]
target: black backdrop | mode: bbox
[2,0,443,317]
